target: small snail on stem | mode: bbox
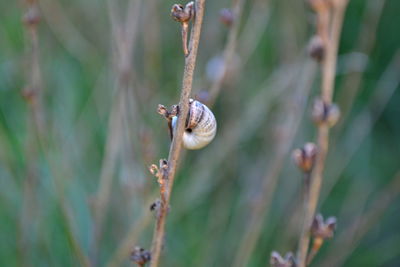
[171,99,217,150]
[158,99,217,150]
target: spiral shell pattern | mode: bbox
[172,99,217,150]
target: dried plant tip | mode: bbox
[270,251,296,267]
[311,213,337,239]
[157,104,170,119]
[171,2,194,23]
[219,8,235,27]
[149,164,159,176]
[23,6,41,26]
[308,35,325,62]
[171,2,195,56]
[130,246,151,266]
[292,143,317,173]
[312,99,340,127]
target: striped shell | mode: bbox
[172,99,217,150]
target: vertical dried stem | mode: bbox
[297,1,349,266]
[149,1,206,266]
[19,1,44,264]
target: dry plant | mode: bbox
[148,1,207,266]
[295,0,349,266]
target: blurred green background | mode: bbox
[1,0,400,266]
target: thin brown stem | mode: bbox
[297,1,349,266]
[149,1,207,266]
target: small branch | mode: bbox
[149,1,207,266]
[297,1,349,266]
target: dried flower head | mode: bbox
[220,8,235,26]
[308,35,325,62]
[23,6,41,26]
[311,213,337,239]
[130,246,151,266]
[312,98,340,127]
[270,251,296,267]
[171,2,194,23]
[292,143,318,173]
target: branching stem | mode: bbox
[149,1,206,266]
[297,1,349,266]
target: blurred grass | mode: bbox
[1,0,400,266]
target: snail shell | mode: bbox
[172,99,217,150]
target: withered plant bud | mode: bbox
[312,99,340,127]
[270,251,296,267]
[219,8,235,27]
[171,2,194,23]
[23,6,41,26]
[130,246,151,266]
[311,213,337,239]
[292,143,317,173]
[308,35,325,62]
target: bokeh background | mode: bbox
[1,0,400,266]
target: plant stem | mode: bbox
[149,1,206,266]
[297,1,349,266]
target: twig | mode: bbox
[297,1,349,266]
[149,1,207,266]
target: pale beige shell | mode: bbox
[172,99,217,150]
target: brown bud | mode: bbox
[130,246,151,266]
[292,143,317,173]
[308,35,325,62]
[312,99,340,127]
[22,6,41,26]
[270,251,296,267]
[311,213,337,239]
[171,2,194,23]
[219,8,235,27]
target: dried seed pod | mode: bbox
[219,8,235,26]
[292,143,318,173]
[270,251,296,267]
[312,98,340,127]
[130,246,151,266]
[172,99,217,150]
[308,35,325,62]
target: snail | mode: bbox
[171,99,217,150]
